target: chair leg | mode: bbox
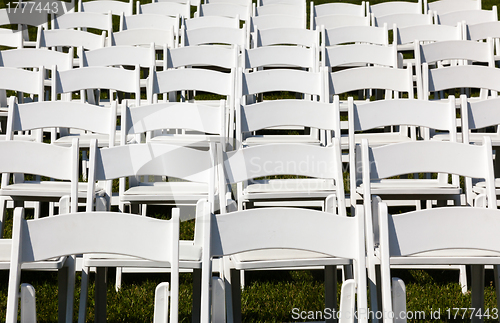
[115,267,122,292]
[211,277,226,323]
[324,265,337,323]
[153,282,170,323]
[494,265,500,323]
[192,269,201,323]
[338,280,355,323]
[230,269,242,323]
[0,197,7,237]
[78,265,90,323]
[95,267,107,323]
[20,283,37,323]
[459,265,468,294]
[392,277,406,323]
[471,265,485,323]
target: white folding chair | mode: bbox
[119,12,180,32]
[348,95,458,209]
[81,140,214,323]
[377,203,500,323]
[422,64,500,101]
[395,22,463,53]
[222,139,345,213]
[435,6,498,26]
[360,137,496,317]
[0,29,23,49]
[237,68,326,148]
[51,12,113,47]
[251,25,319,49]
[210,198,367,323]
[0,8,48,47]
[6,207,180,323]
[0,138,80,323]
[466,21,500,66]
[310,1,366,31]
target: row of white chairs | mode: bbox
[2,130,499,323]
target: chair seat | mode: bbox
[433,132,500,146]
[53,132,135,148]
[122,181,209,203]
[340,133,412,149]
[84,240,202,268]
[473,178,500,195]
[0,240,66,269]
[231,250,351,270]
[149,134,222,148]
[358,179,461,197]
[243,135,321,146]
[0,182,102,201]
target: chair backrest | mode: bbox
[311,1,366,31]
[53,65,141,106]
[466,21,500,41]
[137,1,191,18]
[426,0,482,15]
[240,67,325,99]
[349,96,457,205]
[6,207,179,323]
[461,95,500,144]
[415,38,494,67]
[238,96,340,147]
[221,141,346,215]
[111,28,175,48]
[119,12,179,32]
[435,7,498,26]
[183,15,240,30]
[180,25,248,49]
[81,44,155,69]
[244,45,318,72]
[121,99,227,149]
[6,96,117,146]
[395,23,463,46]
[251,14,305,30]
[322,24,388,49]
[0,138,80,212]
[253,26,319,48]
[79,0,133,16]
[0,30,23,48]
[151,64,235,102]
[323,43,398,70]
[0,66,44,106]
[422,64,500,100]
[315,14,371,30]
[197,3,251,22]
[52,11,112,35]
[328,65,414,100]
[369,0,423,16]
[166,45,238,70]
[374,12,432,28]
[0,48,73,70]
[36,27,106,51]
